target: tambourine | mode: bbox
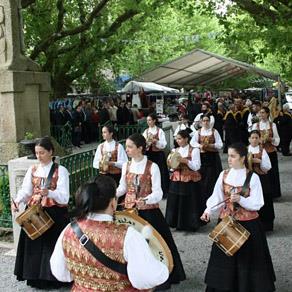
[114,209,173,272]
[167,151,182,169]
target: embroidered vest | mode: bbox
[251,147,267,175]
[198,128,217,153]
[124,160,159,210]
[63,220,148,292]
[170,146,201,183]
[146,128,161,152]
[101,142,121,174]
[256,122,276,153]
[219,170,259,221]
[28,164,67,208]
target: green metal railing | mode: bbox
[51,122,73,148]
[0,165,12,228]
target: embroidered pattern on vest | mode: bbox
[198,128,217,153]
[28,164,66,208]
[101,142,121,174]
[257,122,276,153]
[251,147,267,175]
[170,146,201,182]
[219,169,258,221]
[146,128,161,152]
[63,220,147,292]
[124,160,159,210]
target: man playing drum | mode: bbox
[50,175,168,291]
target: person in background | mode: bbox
[13,137,70,289]
[50,175,169,291]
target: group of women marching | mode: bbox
[11,103,282,291]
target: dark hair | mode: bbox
[253,100,262,107]
[102,124,117,140]
[127,133,146,153]
[261,106,270,115]
[70,175,117,219]
[147,113,158,124]
[177,129,190,140]
[200,113,211,120]
[249,130,261,137]
[228,142,248,168]
[35,136,54,152]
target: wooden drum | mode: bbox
[16,205,54,240]
[208,216,250,256]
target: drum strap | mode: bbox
[70,220,128,276]
[44,162,58,189]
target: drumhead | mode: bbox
[167,152,181,169]
[114,210,174,272]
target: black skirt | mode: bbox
[14,206,70,288]
[146,150,170,197]
[205,218,276,292]
[200,152,222,203]
[258,174,275,231]
[138,209,186,288]
[267,151,282,198]
[166,180,204,231]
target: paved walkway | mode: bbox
[0,153,291,291]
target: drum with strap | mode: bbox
[208,216,250,256]
[15,204,54,240]
[167,151,182,169]
[114,209,174,272]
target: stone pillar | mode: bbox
[8,156,37,250]
[0,70,51,164]
[0,0,51,164]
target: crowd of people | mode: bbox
[11,92,292,291]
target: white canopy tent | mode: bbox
[140,49,279,88]
[120,80,180,93]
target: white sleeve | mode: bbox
[247,113,253,132]
[116,163,128,197]
[272,123,280,146]
[124,227,169,289]
[205,171,224,214]
[47,166,70,204]
[93,145,102,169]
[144,163,163,204]
[50,224,73,282]
[190,131,200,148]
[14,167,33,204]
[238,173,264,211]
[114,144,128,169]
[260,149,272,172]
[187,147,201,171]
[155,130,167,149]
[210,115,215,128]
[142,129,147,139]
[194,114,201,122]
[214,129,223,149]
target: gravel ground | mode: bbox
[0,152,291,292]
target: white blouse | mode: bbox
[117,156,163,205]
[205,168,264,215]
[248,145,272,172]
[190,128,223,150]
[50,213,168,289]
[143,126,167,149]
[171,144,201,171]
[173,123,188,137]
[252,121,280,146]
[93,140,128,169]
[14,161,70,205]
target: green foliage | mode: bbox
[0,167,12,228]
[23,131,35,140]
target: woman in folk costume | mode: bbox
[252,106,281,199]
[93,124,128,185]
[12,137,70,289]
[190,114,223,204]
[117,133,186,290]
[143,113,169,198]
[248,130,275,231]
[50,175,168,291]
[165,130,204,231]
[201,143,275,292]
